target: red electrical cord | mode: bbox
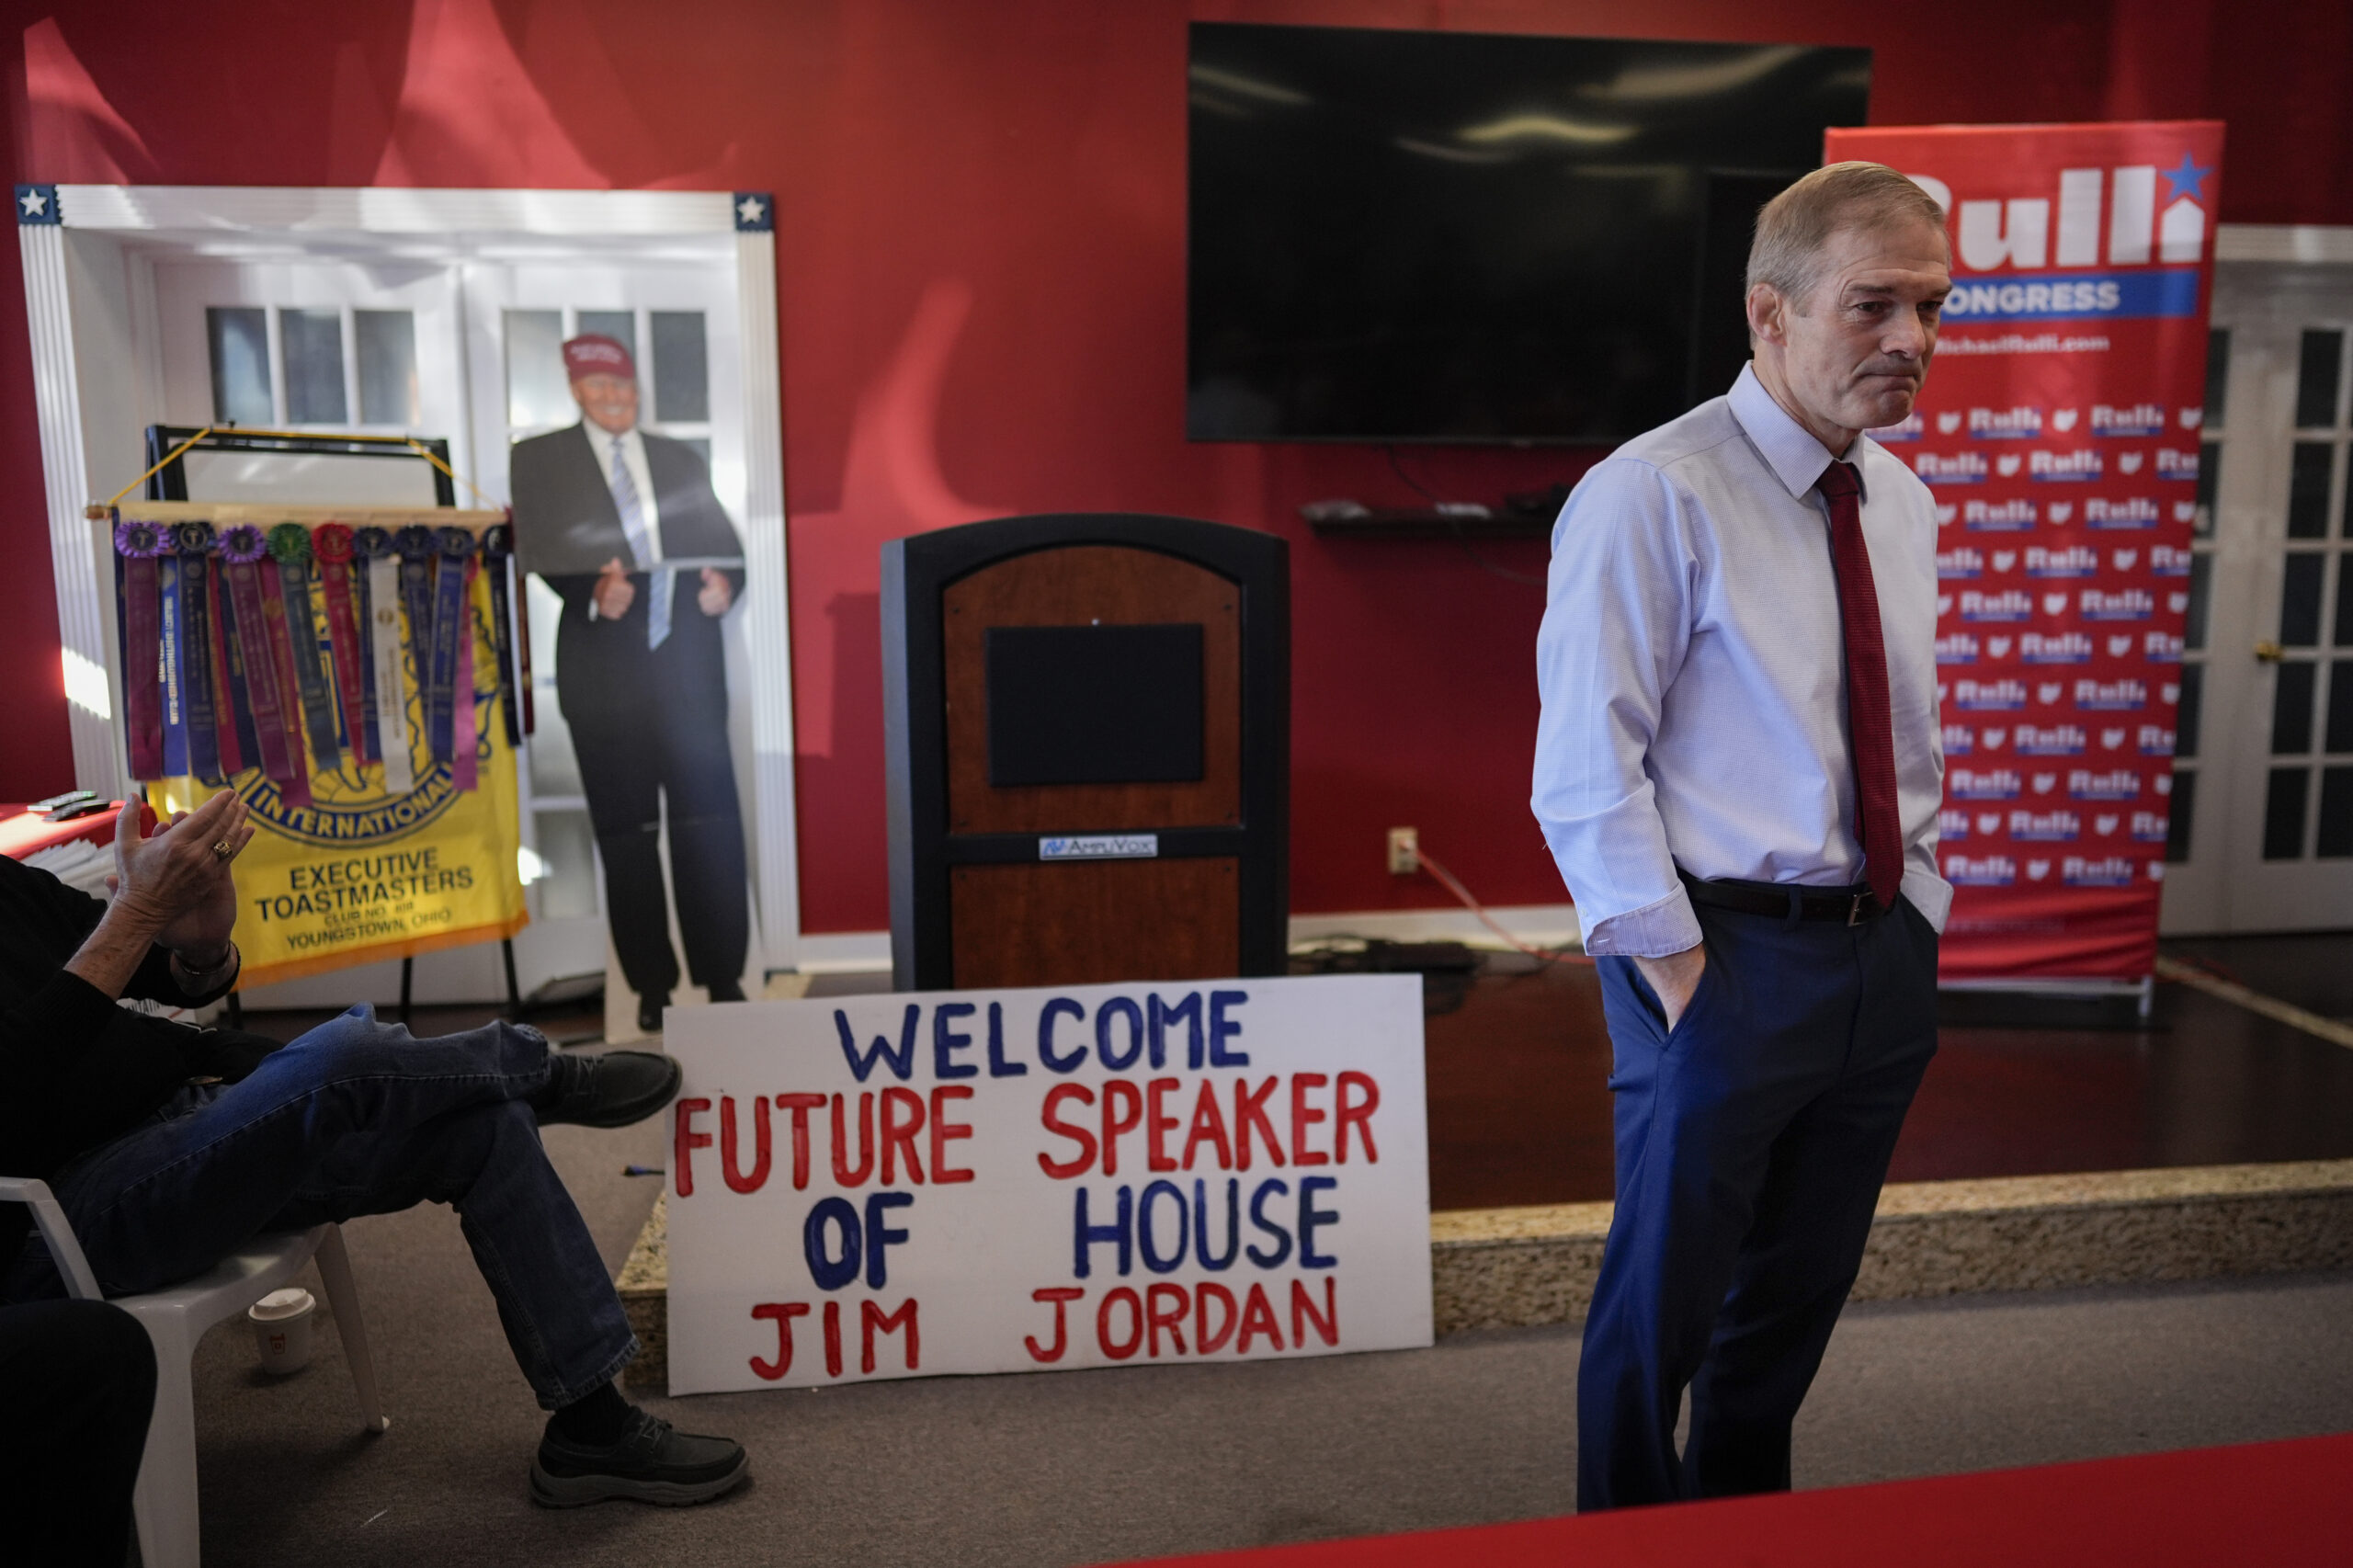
[1411,845,1595,967]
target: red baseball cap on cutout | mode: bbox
[562,334,636,381]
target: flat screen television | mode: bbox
[1187,24,1871,445]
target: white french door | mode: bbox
[2161,269,2353,933]
[143,248,756,1000]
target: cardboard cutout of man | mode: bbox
[510,335,748,1032]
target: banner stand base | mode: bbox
[1940,974,2155,1020]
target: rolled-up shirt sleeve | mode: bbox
[1531,458,1705,959]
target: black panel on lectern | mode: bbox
[985,623,1205,786]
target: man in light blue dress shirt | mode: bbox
[1532,164,1955,1509]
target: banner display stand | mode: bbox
[1828,121,2227,994]
[109,500,529,992]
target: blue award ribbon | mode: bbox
[174,522,222,783]
[482,522,520,747]
[351,527,392,761]
[393,525,438,701]
[212,544,262,777]
[159,552,189,778]
[425,527,477,765]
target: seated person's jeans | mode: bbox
[2,1006,637,1408]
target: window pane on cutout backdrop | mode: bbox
[207,307,271,426]
[278,309,347,425]
[576,311,635,364]
[534,809,600,921]
[356,311,419,426]
[505,311,570,429]
[651,312,710,423]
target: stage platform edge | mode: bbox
[619,1157,2353,1388]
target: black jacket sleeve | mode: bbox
[0,857,244,1181]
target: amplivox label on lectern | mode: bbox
[1039,833,1159,860]
[662,975,1432,1395]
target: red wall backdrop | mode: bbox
[5,0,2350,932]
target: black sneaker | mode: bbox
[534,1050,681,1130]
[530,1408,748,1507]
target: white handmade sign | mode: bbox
[662,974,1430,1395]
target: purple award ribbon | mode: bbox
[114,517,167,779]
[174,522,222,783]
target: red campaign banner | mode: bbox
[1826,121,2226,983]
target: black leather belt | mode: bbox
[1681,873,1888,926]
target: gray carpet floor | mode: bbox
[176,1110,2353,1568]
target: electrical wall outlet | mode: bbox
[1387,826,1420,876]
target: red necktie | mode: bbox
[1816,460,1904,908]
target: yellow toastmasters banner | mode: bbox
[135,504,528,990]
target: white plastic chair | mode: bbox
[0,1176,388,1568]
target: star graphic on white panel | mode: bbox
[18,188,47,218]
[736,195,767,226]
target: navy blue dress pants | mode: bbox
[1577,889,1939,1510]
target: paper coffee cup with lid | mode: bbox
[248,1287,315,1375]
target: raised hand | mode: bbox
[110,792,251,934]
[698,567,733,617]
[593,556,636,619]
[70,793,253,997]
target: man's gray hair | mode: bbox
[1745,162,1948,306]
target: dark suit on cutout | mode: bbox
[509,422,749,1003]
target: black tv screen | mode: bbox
[1187,25,1871,445]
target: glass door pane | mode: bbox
[278,309,347,424]
[207,307,272,425]
[355,310,420,426]
[651,312,710,422]
[504,310,571,427]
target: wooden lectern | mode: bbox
[882,515,1289,991]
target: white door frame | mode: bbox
[17,185,805,974]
